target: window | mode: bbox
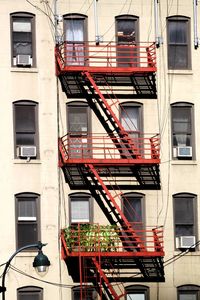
[115,15,139,67]
[120,102,143,155]
[67,101,91,158]
[122,193,145,236]
[125,285,149,300]
[13,101,39,159]
[177,285,200,300]
[173,193,197,249]
[120,102,143,138]
[171,102,194,159]
[17,286,43,300]
[167,16,191,69]
[15,193,40,249]
[72,286,97,300]
[11,12,36,67]
[64,14,88,65]
[69,193,93,224]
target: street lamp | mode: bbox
[0,241,50,300]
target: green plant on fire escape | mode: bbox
[64,224,120,252]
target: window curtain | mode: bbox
[65,19,84,65]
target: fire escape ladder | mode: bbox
[81,167,120,226]
[82,71,141,159]
[92,258,124,300]
[86,163,146,252]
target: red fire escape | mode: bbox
[56,41,165,299]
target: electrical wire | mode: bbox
[9,265,74,289]
[25,0,56,43]
[164,240,200,267]
[26,0,55,27]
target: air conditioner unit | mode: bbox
[16,54,32,66]
[17,146,37,158]
[177,146,192,158]
[177,236,196,249]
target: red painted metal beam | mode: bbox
[92,258,123,300]
[60,158,160,165]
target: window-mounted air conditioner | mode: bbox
[177,236,196,249]
[177,146,192,158]
[17,146,37,158]
[16,54,32,66]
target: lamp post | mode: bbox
[0,241,50,300]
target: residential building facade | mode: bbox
[0,1,200,299]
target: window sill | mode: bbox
[13,159,41,164]
[171,160,197,165]
[174,249,200,255]
[167,70,193,75]
[10,67,39,73]
[16,251,38,257]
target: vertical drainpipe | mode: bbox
[94,0,100,45]
[193,0,199,49]
[154,0,160,48]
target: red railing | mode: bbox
[55,41,156,71]
[61,223,164,256]
[59,133,160,162]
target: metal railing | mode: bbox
[55,41,156,70]
[59,133,160,161]
[61,223,164,255]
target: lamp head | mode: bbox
[33,249,50,276]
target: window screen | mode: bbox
[71,199,90,222]
[70,194,92,223]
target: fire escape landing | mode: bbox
[56,41,165,299]
[55,42,157,99]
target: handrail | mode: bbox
[55,41,157,71]
[59,133,160,161]
[61,224,164,254]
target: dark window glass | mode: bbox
[16,193,40,249]
[15,106,36,132]
[178,285,200,300]
[120,102,143,138]
[18,287,43,300]
[13,18,32,56]
[72,286,96,300]
[122,193,145,239]
[125,285,149,300]
[173,194,197,241]
[67,102,91,158]
[11,13,35,67]
[171,103,194,159]
[116,15,139,67]
[68,106,88,134]
[167,16,191,69]
[13,101,38,158]
[120,102,143,156]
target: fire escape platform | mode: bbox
[55,42,157,99]
[59,133,161,190]
[61,225,165,283]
